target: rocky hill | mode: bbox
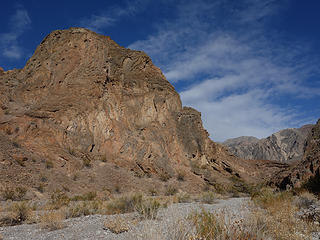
[223,125,313,163]
[0,28,280,199]
[271,119,320,190]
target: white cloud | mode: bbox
[128,0,320,141]
[181,87,298,141]
[0,6,31,60]
[79,0,150,32]
[81,15,115,32]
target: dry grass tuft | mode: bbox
[40,210,66,231]
[71,191,97,201]
[66,200,100,218]
[0,201,33,226]
[189,209,267,240]
[135,198,161,220]
[105,193,143,214]
[165,185,177,196]
[200,191,216,204]
[176,192,191,203]
[50,190,70,209]
[251,187,319,240]
[104,216,132,234]
[1,186,27,201]
[176,170,186,181]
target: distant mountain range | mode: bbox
[223,124,314,163]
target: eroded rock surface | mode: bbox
[224,125,313,163]
[270,120,320,189]
[0,28,269,197]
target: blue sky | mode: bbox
[1,0,320,141]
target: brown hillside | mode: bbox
[0,28,281,198]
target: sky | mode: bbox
[1,0,320,141]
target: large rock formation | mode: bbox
[0,28,271,197]
[271,120,320,190]
[223,125,313,163]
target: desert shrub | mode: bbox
[40,210,65,231]
[10,201,32,224]
[45,160,53,169]
[106,193,143,214]
[100,155,107,162]
[165,185,177,196]
[50,190,70,209]
[83,157,91,168]
[190,209,224,239]
[0,202,32,226]
[211,182,227,194]
[36,183,45,193]
[201,191,216,204]
[2,187,15,200]
[159,172,171,182]
[135,198,161,220]
[251,187,292,209]
[251,187,319,240]
[65,200,101,218]
[15,187,27,200]
[104,216,130,234]
[66,202,91,218]
[2,187,27,201]
[177,170,186,181]
[190,209,267,240]
[148,187,158,196]
[177,192,191,203]
[71,192,97,201]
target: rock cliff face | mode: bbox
[271,120,320,190]
[223,125,313,163]
[0,28,268,197]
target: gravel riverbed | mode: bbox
[0,198,250,240]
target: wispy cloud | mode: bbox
[0,6,31,60]
[129,0,320,141]
[79,0,150,32]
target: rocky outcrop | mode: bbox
[223,125,313,163]
[270,120,320,190]
[0,28,269,197]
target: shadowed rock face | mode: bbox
[0,28,269,197]
[271,120,320,190]
[223,125,313,163]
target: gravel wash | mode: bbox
[0,198,250,240]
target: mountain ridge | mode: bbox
[223,124,314,163]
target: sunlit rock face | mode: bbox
[224,125,313,163]
[0,28,278,197]
[270,120,320,190]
